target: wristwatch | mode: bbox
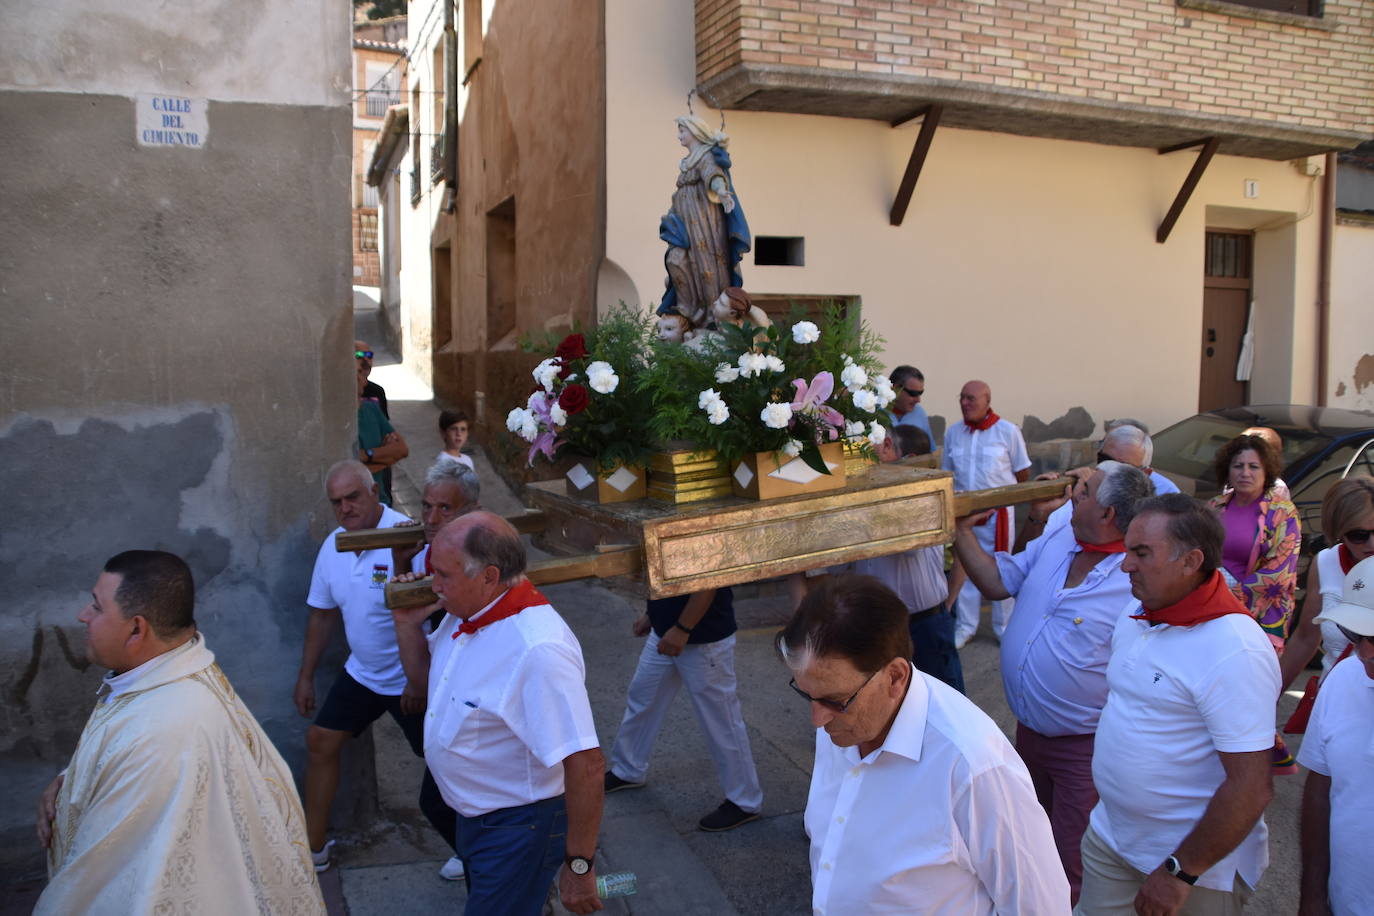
[566,855,592,876]
[1163,855,1198,886]
[365,448,375,461]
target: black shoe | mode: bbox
[698,800,760,832]
[604,771,645,793]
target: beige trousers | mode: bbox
[1074,825,1254,916]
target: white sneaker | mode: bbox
[954,633,972,650]
[439,856,465,880]
[311,839,335,873]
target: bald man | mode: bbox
[391,513,605,915]
[943,380,1031,648]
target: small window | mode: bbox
[755,236,805,267]
[359,214,378,252]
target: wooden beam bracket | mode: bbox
[1155,136,1219,244]
[888,103,943,227]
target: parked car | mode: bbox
[1150,404,1374,616]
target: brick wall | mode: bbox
[696,0,1374,135]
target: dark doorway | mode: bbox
[1199,230,1252,412]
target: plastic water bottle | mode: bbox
[596,871,637,899]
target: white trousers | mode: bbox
[608,632,764,813]
[954,507,1014,641]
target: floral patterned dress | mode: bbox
[1209,487,1301,649]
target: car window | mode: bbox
[1288,439,1374,536]
[1151,415,1330,492]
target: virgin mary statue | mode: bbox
[658,114,751,328]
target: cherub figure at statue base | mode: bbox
[712,287,771,344]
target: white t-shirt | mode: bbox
[1314,546,1352,678]
[1089,608,1280,892]
[941,418,1030,492]
[434,450,475,470]
[1295,655,1374,914]
[839,545,948,613]
[806,666,1070,915]
[424,591,599,817]
[306,504,411,695]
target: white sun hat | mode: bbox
[1313,555,1374,637]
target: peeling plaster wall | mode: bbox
[0,0,352,876]
[1330,223,1374,412]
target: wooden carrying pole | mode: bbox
[336,511,548,552]
[384,546,643,609]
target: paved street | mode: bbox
[323,309,1309,915]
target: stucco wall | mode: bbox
[0,1,352,877]
[1330,222,1374,411]
[607,0,1329,438]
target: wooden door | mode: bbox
[1198,231,1252,412]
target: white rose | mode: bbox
[760,402,793,430]
[715,363,741,384]
[506,407,530,434]
[698,388,722,409]
[873,375,896,408]
[519,414,540,442]
[532,358,561,392]
[763,355,785,374]
[868,422,887,446]
[737,352,767,378]
[706,399,730,425]
[781,439,803,457]
[840,362,868,391]
[586,360,619,394]
[852,388,878,412]
[845,420,867,438]
[549,403,568,427]
[791,321,820,345]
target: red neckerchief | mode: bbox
[1077,538,1127,554]
[1130,570,1250,627]
[892,405,910,418]
[964,409,1000,433]
[424,548,433,576]
[979,507,1011,552]
[453,580,549,638]
[1339,544,1357,575]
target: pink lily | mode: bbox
[525,391,564,465]
[790,371,845,429]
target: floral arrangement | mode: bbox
[506,305,657,473]
[646,303,892,475]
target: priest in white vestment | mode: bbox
[35,550,325,916]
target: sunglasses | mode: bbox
[355,350,374,359]
[1343,528,1374,546]
[903,387,924,399]
[788,669,879,714]
[1335,623,1374,648]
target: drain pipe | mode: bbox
[1316,151,1335,407]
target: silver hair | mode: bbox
[1093,460,1155,534]
[326,459,375,493]
[424,460,481,507]
[459,522,527,585]
[1105,417,1150,435]
[1101,424,1154,467]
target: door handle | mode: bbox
[1207,328,1217,343]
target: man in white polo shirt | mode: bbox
[953,460,1152,903]
[942,379,1031,647]
[294,460,446,870]
[1298,555,1374,916]
[1078,493,1279,915]
[391,511,604,915]
[780,575,1070,915]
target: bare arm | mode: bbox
[362,431,409,471]
[951,511,1012,601]
[294,607,340,717]
[1298,771,1332,916]
[1281,564,1324,691]
[390,600,437,696]
[1014,467,1030,483]
[655,589,718,657]
[558,746,606,913]
[1134,749,1273,915]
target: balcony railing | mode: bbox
[363,90,399,119]
[430,132,447,185]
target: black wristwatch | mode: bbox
[566,855,592,876]
[673,622,693,635]
[1163,855,1198,885]
[365,448,375,461]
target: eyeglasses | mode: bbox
[1335,623,1374,648]
[902,387,924,399]
[1342,528,1374,546]
[788,669,879,714]
[355,350,374,359]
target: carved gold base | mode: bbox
[647,448,732,504]
[730,442,847,500]
[843,440,878,478]
[564,459,646,504]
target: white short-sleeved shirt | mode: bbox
[806,666,1070,915]
[434,450,475,470]
[1089,608,1280,892]
[1314,546,1353,678]
[424,592,599,817]
[307,504,411,695]
[839,546,948,613]
[1295,655,1374,914]
[995,520,1135,736]
[941,419,1030,493]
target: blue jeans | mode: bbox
[456,795,567,915]
[910,605,965,694]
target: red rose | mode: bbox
[555,333,588,363]
[558,383,590,415]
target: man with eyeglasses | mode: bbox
[1078,494,1279,915]
[885,365,932,440]
[1299,555,1374,916]
[780,575,1070,915]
